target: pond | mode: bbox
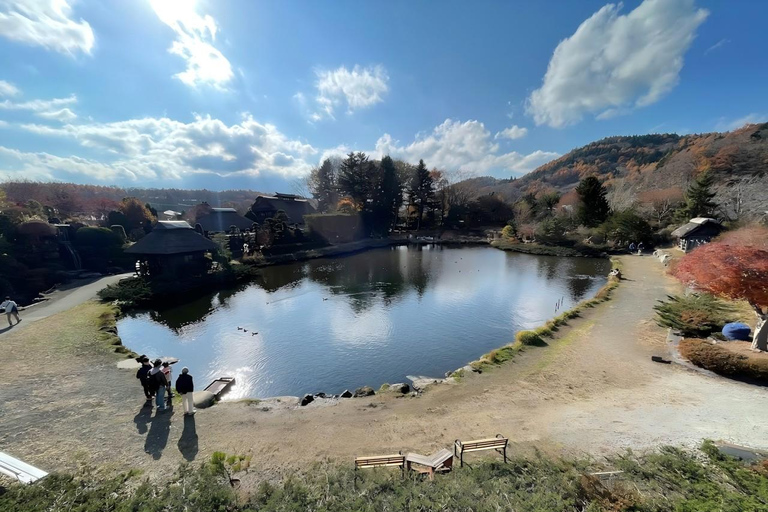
[117,245,610,399]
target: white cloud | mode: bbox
[373,119,559,175]
[494,125,528,140]
[527,0,708,128]
[149,0,233,88]
[36,107,77,122]
[0,80,19,97]
[715,113,767,132]
[704,38,729,55]
[0,93,77,112]
[16,113,318,182]
[0,0,94,55]
[313,65,388,120]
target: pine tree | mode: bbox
[575,176,610,227]
[310,158,338,212]
[375,156,402,231]
[683,171,717,218]
[337,152,371,209]
[408,159,434,230]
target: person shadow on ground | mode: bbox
[177,415,198,461]
[133,402,153,435]
[144,407,174,460]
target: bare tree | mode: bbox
[606,178,638,212]
[715,175,768,222]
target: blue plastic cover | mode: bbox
[722,322,752,341]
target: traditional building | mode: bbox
[125,221,218,279]
[246,193,316,227]
[671,217,724,253]
[195,207,253,233]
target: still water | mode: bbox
[117,245,609,399]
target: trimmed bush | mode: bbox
[654,293,732,337]
[680,338,768,383]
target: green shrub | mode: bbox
[97,277,151,305]
[654,293,732,337]
[516,330,544,346]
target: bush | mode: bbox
[98,277,151,305]
[654,293,733,337]
[680,338,768,383]
[516,330,544,346]
[501,224,515,239]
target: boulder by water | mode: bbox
[388,383,411,394]
[300,394,314,406]
[353,386,375,397]
[340,390,353,398]
[192,391,216,409]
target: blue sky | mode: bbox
[0,0,766,192]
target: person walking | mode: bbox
[149,359,169,411]
[136,356,154,402]
[175,367,196,416]
[1,296,20,326]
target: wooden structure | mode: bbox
[405,449,454,480]
[354,453,405,483]
[125,221,217,279]
[204,377,235,398]
[0,450,48,484]
[195,208,253,233]
[246,193,316,227]
[671,217,723,253]
[454,435,508,467]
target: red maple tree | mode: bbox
[673,240,768,350]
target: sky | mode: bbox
[0,0,766,192]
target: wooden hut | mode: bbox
[671,217,723,253]
[125,221,218,279]
[195,207,253,233]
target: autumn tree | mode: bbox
[682,171,717,219]
[119,197,156,233]
[308,157,340,212]
[673,230,768,351]
[575,176,610,227]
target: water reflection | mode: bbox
[118,246,609,399]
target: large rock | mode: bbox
[300,394,314,406]
[389,383,411,394]
[192,391,216,409]
[353,386,375,397]
[340,390,353,398]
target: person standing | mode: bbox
[136,356,154,401]
[1,296,20,326]
[149,359,168,411]
[175,367,196,416]
[162,361,173,400]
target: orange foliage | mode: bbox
[673,242,768,308]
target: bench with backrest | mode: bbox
[354,453,405,483]
[454,435,508,467]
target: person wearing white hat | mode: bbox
[175,367,196,415]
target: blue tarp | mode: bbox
[722,322,752,341]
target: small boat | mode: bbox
[204,377,236,398]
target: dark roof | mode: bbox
[195,209,253,232]
[249,194,316,224]
[126,221,217,255]
[671,218,723,238]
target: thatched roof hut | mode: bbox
[126,221,217,255]
[195,208,253,233]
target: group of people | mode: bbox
[135,356,196,415]
[1,296,21,327]
[628,242,645,255]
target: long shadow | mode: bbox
[133,402,153,435]
[144,407,174,460]
[0,325,13,335]
[178,415,199,461]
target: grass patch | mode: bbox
[680,338,768,383]
[2,443,767,511]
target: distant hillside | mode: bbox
[465,123,768,202]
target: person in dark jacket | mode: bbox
[175,367,195,415]
[136,356,153,401]
[149,359,169,411]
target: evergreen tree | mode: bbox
[337,152,371,209]
[575,176,610,227]
[683,171,717,218]
[374,156,402,232]
[309,158,338,212]
[408,159,434,230]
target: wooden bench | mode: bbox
[354,453,405,483]
[405,448,453,480]
[454,435,508,467]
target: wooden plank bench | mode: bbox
[354,453,405,484]
[405,448,453,480]
[454,435,508,467]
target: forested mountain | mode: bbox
[463,123,768,205]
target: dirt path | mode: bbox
[1,256,766,479]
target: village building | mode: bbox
[195,207,253,233]
[125,221,218,279]
[246,193,316,227]
[671,217,724,253]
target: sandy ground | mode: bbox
[1,256,766,480]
